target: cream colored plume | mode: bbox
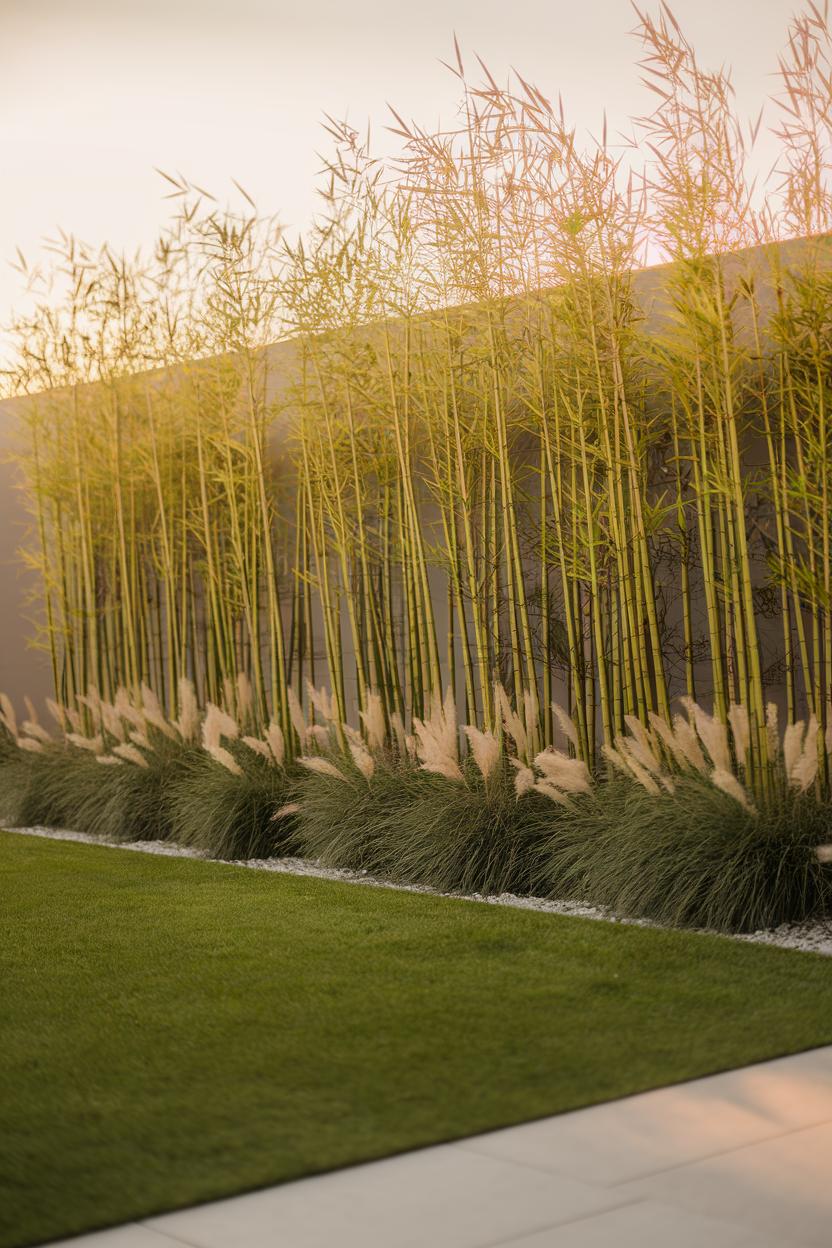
[206,745,243,776]
[287,687,307,743]
[533,748,591,794]
[307,724,332,749]
[235,672,254,724]
[46,698,68,731]
[64,705,83,734]
[711,768,755,812]
[622,716,663,777]
[817,845,832,864]
[96,755,124,766]
[551,701,579,750]
[789,715,819,793]
[21,720,52,744]
[783,719,805,783]
[129,730,152,751]
[16,736,44,753]
[514,765,535,798]
[271,802,300,821]
[203,703,239,746]
[66,732,104,756]
[606,739,661,795]
[0,693,18,737]
[306,680,336,723]
[242,736,272,760]
[266,722,285,766]
[348,739,376,780]
[668,715,708,774]
[23,695,40,725]
[727,703,751,769]
[113,688,144,732]
[464,726,501,783]
[682,699,731,772]
[113,742,150,768]
[413,688,462,782]
[100,701,127,743]
[140,683,177,740]
[298,755,348,781]
[534,779,571,806]
[360,691,387,753]
[176,678,201,743]
[495,682,528,763]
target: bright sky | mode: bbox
[0,0,802,346]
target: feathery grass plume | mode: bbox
[534,749,592,795]
[235,672,254,727]
[611,737,662,795]
[306,681,336,723]
[203,702,239,746]
[100,701,127,743]
[464,726,501,783]
[783,719,806,782]
[45,698,67,731]
[495,683,528,763]
[711,768,755,812]
[513,765,535,798]
[790,715,820,792]
[16,737,44,753]
[242,736,272,760]
[669,715,708,774]
[307,724,332,749]
[413,688,463,782]
[64,707,83,734]
[272,802,300,821]
[113,743,150,768]
[728,703,751,770]
[287,687,307,746]
[96,755,124,766]
[23,696,40,724]
[176,678,200,743]
[128,730,152,750]
[534,780,572,806]
[140,683,177,740]
[298,755,348,781]
[348,739,376,780]
[817,845,832,864]
[266,722,285,766]
[21,721,52,744]
[621,716,664,777]
[114,689,144,732]
[360,691,386,753]
[551,703,580,753]
[206,745,243,777]
[0,694,18,738]
[66,733,104,755]
[682,700,732,773]
[648,712,691,771]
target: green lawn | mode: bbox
[2,833,832,1248]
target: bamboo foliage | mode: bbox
[4,6,832,799]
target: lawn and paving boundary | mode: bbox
[3,829,832,1248]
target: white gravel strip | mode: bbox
[5,823,832,957]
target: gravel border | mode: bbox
[6,823,832,957]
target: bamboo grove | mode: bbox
[4,5,832,803]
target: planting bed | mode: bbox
[3,827,832,1248]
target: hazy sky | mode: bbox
[0,0,802,340]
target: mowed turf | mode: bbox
[3,833,832,1248]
